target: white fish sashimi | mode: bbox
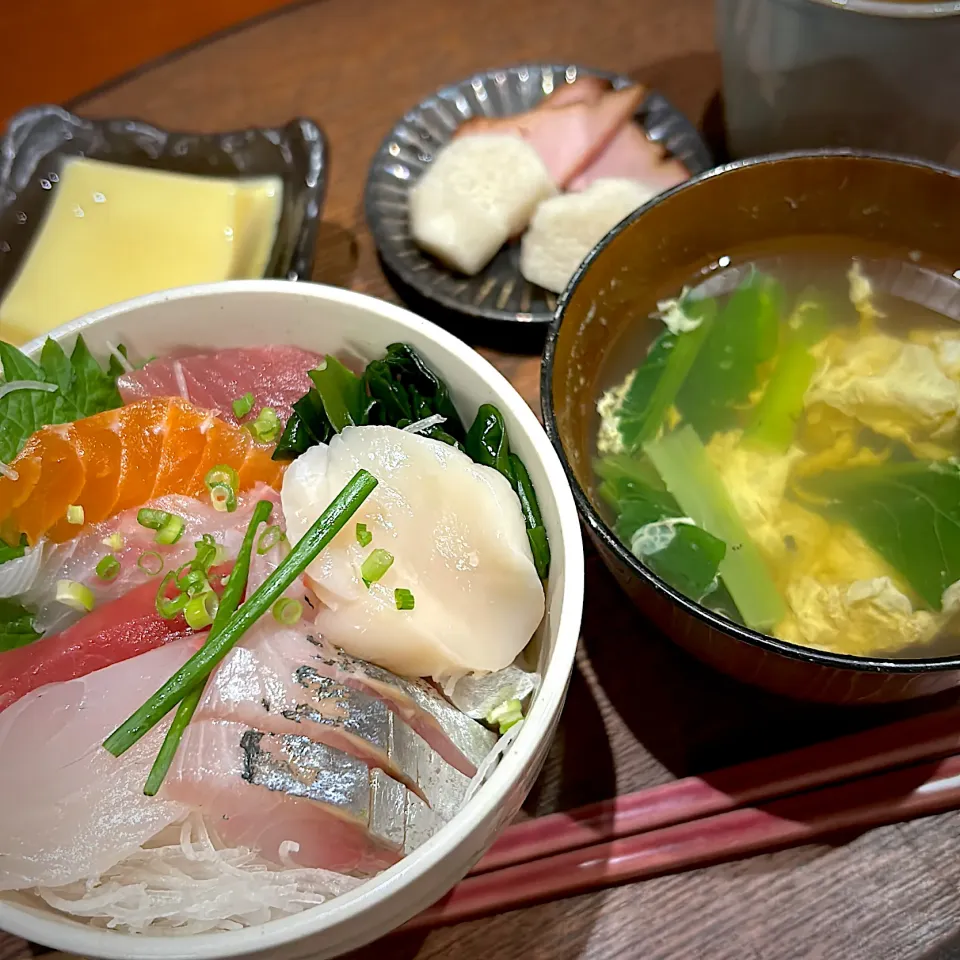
[22,486,280,635]
[0,638,200,890]
[281,426,545,682]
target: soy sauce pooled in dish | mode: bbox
[594,237,960,659]
[0,157,283,345]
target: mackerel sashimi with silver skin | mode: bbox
[0,336,548,934]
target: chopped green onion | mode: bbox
[232,392,255,419]
[205,464,239,493]
[138,508,171,531]
[209,484,237,513]
[137,551,164,576]
[361,548,394,587]
[394,587,415,611]
[155,571,189,619]
[486,698,524,734]
[185,591,218,630]
[155,514,185,545]
[104,471,377,759]
[66,504,84,525]
[102,532,125,551]
[257,525,285,555]
[178,568,210,597]
[56,580,94,613]
[272,597,303,625]
[96,555,121,582]
[246,407,282,443]
[356,523,372,547]
[144,501,271,796]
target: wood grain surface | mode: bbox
[5,0,960,957]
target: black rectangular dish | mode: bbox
[0,105,328,298]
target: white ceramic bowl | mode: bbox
[0,281,585,960]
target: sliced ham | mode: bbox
[569,121,690,193]
[540,75,613,110]
[118,346,322,427]
[454,85,645,189]
[0,637,199,890]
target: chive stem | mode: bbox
[104,469,378,758]
[142,498,272,796]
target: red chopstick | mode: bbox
[471,705,960,874]
[405,751,960,930]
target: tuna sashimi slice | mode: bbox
[454,85,645,189]
[568,121,690,193]
[0,637,200,890]
[0,579,197,713]
[197,624,470,818]
[165,719,441,876]
[118,346,323,428]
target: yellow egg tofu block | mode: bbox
[0,157,283,345]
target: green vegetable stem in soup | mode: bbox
[593,237,960,659]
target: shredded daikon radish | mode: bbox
[172,360,189,401]
[402,414,447,435]
[0,380,58,402]
[31,814,362,936]
[104,342,134,374]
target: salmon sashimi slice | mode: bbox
[196,624,470,817]
[111,399,169,514]
[568,120,690,193]
[0,398,285,546]
[118,346,323,428]
[5,425,84,546]
[0,579,200,713]
[19,486,280,638]
[0,637,198,890]
[454,84,645,189]
[165,719,441,875]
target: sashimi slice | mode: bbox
[454,85,645,189]
[0,579,198,713]
[118,346,323,428]
[0,398,284,546]
[165,719,441,875]
[196,624,471,817]
[0,637,200,890]
[306,635,496,777]
[20,486,281,637]
[568,120,690,193]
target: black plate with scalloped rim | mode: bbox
[0,105,327,302]
[364,64,713,344]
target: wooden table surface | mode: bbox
[6,0,960,958]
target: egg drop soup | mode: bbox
[594,238,960,659]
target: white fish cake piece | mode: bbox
[281,425,544,683]
[519,177,656,294]
[409,134,556,275]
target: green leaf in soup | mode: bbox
[805,460,960,611]
[676,272,784,438]
[0,534,28,566]
[644,425,785,632]
[616,298,717,452]
[0,598,40,652]
[609,475,727,603]
[309,356,371,431]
